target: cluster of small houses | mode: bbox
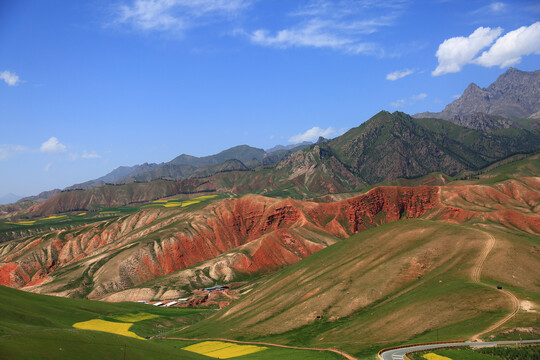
[136,285,229,307]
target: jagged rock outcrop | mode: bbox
[415,68,540,125]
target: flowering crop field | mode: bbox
[181,200,201,207]
[112,312,160,322]
[423,353,452,360]
[6,220,36,225]
[73,319,144,340]
[164,202,182,207]
[182,341,267,358]
[192,195,218,201]
[40,215,67,221]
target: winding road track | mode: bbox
[469,230,520,341]
[379,340,540,360]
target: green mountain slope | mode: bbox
[169,145,266,167]
[326,111,540,184]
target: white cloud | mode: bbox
[386,68,415,81]
[411,93,427,100]
[470,2,507,15]
[44,163,52,171]
[0,145,27,160]
[82,150,101,159]
[116,0,250,33]
[40,137,66,154]
[432,26,502,76]
[0,71,20,86]
[289,126,341,143]
[390,93,427,108]
[474,22,540,68]
[390,99,406,108]
[489,2,506,12]
[249,0,406,55]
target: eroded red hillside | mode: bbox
[0,180,538,301]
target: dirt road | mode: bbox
[469,230,520,341]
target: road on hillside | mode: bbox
[379,340,540,360]
[469,230,520,341]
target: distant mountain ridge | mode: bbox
[7,67,540,209]
[0,194,23,206]
[65,144,309,191]
[11,110,540,217]
[414,68,540,129]
[17,142,312,204]
[266,141,312,153]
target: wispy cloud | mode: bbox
[82,150,101,159]
[390,93,427,108]
[0,71,20,86]
[289,126,343,143]
[411,93,427,100]
[44,162,52,171]
[0,145,27,160]
[432,26,502,76]
[470,2,507,15]
[474,22,540,68]
[249,0,408,55]
[40,137,66,154]
[390,99,406,108]
[386,68,415,81]
[115,0,251,34]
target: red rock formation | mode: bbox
[1,181,538,299]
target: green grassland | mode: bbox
[0,285,342,359]
[0,285,213,359]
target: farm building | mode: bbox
[204,285,229,292]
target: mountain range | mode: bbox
[3,67,536,209]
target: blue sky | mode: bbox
[1,0,539,197]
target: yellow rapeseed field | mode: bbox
[112,312,160,322]
[181,200,201,207]
[72,319,144,340]
[423,353,453,360]
[40,215,67,221]
[192,195,218,201]
[77,212,87,216]
[164,202,181,207]
[7,221,36,225]
[182,341,267,359]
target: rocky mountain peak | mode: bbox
[414,67,540,126]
